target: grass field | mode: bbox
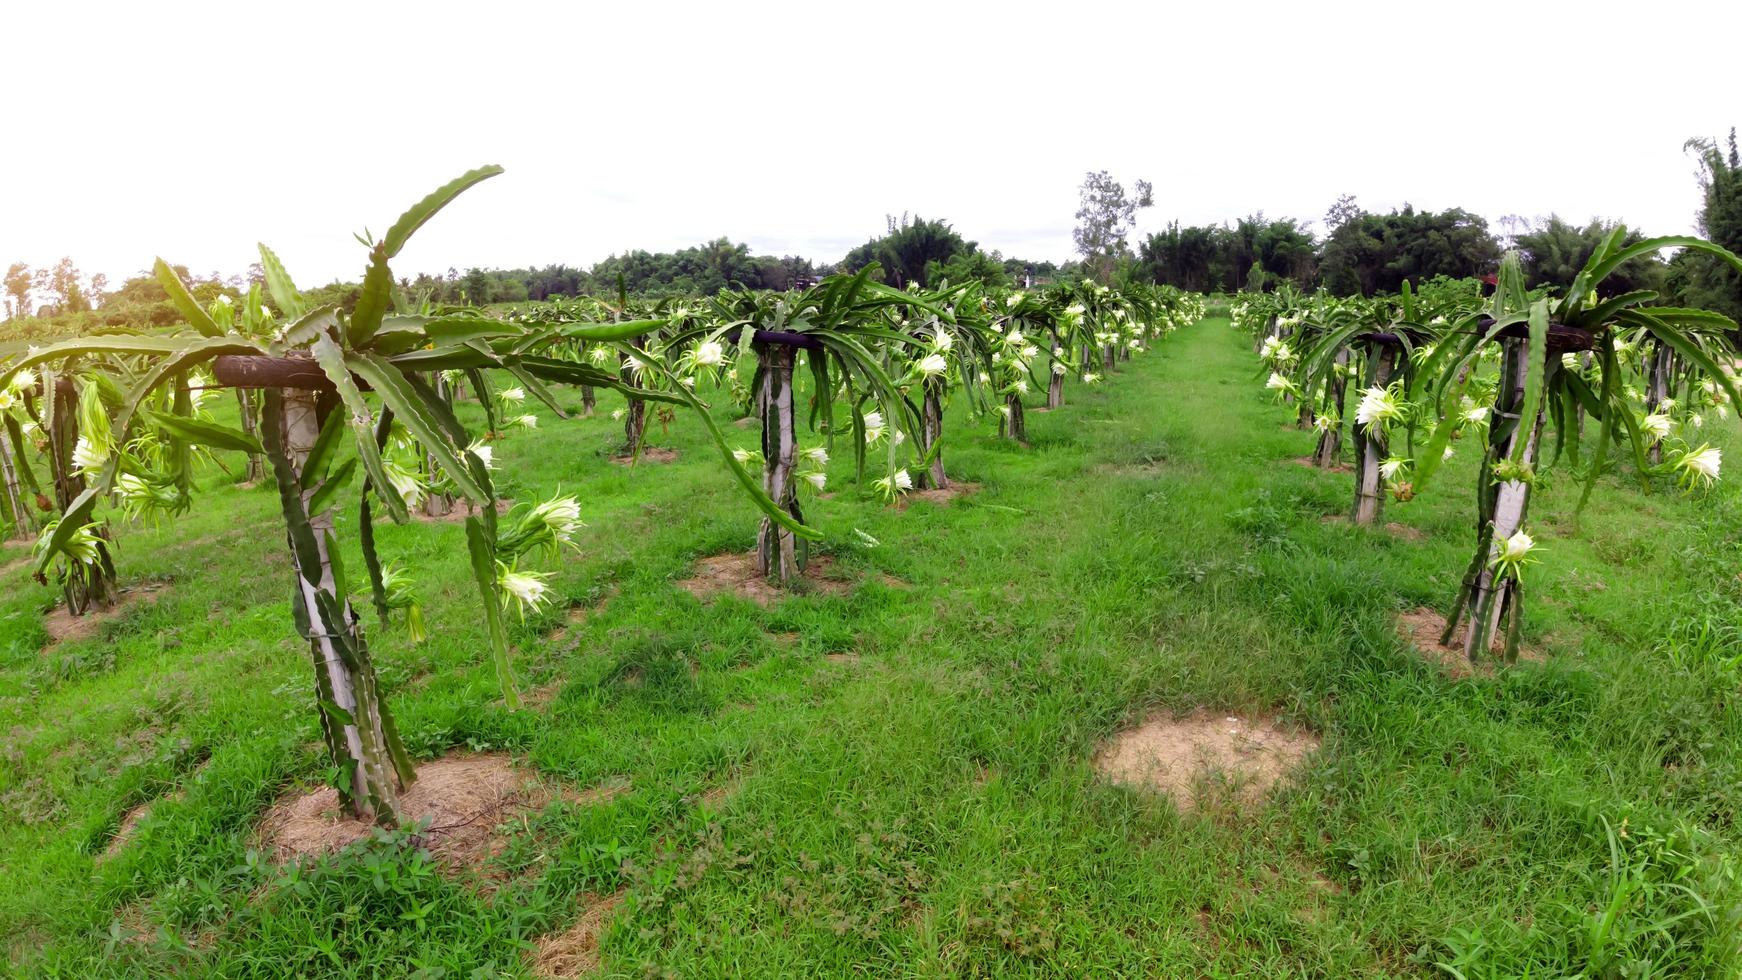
[3,317,1740,978]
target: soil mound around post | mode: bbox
[897,481,980,509]
[412,498,513,525]
[44,584,164,645]
[1094,710,1318,811]
[259,752,610,867]
[1319,514,1425,541]
[1395,607,1542,679]
[1291,455,1352,474]
[610,446,679,465]
[676,552,850,606]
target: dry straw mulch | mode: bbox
[530,891,625,978]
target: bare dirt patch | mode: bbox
[43,584,164,645]
[521,680,566,710]
[676,552,850,607]
[897,481,980,509]
[261,753,579,867]
[695,774,743,809]
[1395,607,1541,679]
[1094,710,1319,811]
[102,801,156,860]
[413,498,513,525]
[530,891,624,978]
[566,776,631,807]
[543,592,614,649]
[610,446,679,466]
[1291,455,1351,474]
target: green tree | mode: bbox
[1679,130,1742,320]
[1074,171,1152,285]
[1318,203,1500,296]
[840,214,972,289]
[3,263,29,319]
[1515,216,1665,295]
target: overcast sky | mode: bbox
[4,0,1738,289]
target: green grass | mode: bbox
[3,319,1740,977]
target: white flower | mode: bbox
[187,370,217,411]
[8,368,38,393]
[72,436,108,475]
[588,346,613,365]
[933,331,953,352]
[732,447,754,464]
[0,389,12,411]
[1355,386,1404,430]
[1051,361,1067,376]
[511,414,538,430]
[500,387,526,403]
[1640,413,1672,441]
[802,471,827,492]
[498,566,552,618]
[892,429,906,447]
[1313,413,1337,433]
[383,459,425,508]
[694,340,725,367]
[611,408,626,421]
[530,495,584,543]
[1082,372,1101,384]
[1379,456,1410,480]
[1462,405,1489,426]
[862,410,886,443]
[804,446,829,466]
[466,442,495,470]
[1443,446,1456,461]
[1495,530,1536,567]
[893,468,913,491]
[1013,378,1029,395]
[917,353,948,378]
[1676,444,1721,488]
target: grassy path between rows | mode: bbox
[2,317,1739,977]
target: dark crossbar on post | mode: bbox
[751,330,824,351]
[213,355,369,392]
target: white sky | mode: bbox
[3,0,1738,289]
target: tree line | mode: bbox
[1136,200,1677,298]
[8,131,1740,341]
